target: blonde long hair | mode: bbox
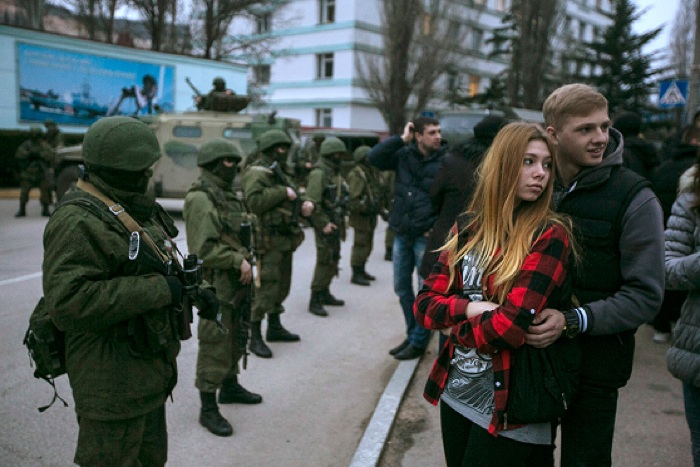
[442,122,574,303]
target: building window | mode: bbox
[320,0,335,24]
[496,0,508,12]
[471,29,483,51]
[256,13,271,34]
[469,75,480,97]
[253,65,270,85]
[317,53,334,79]
[316,108,332,127]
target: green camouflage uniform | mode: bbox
[242,154,306,321]
[183,171,252,393]
[16,136,54,209]
[307,157,348,291]
[44,176,180,466]
[294,139,322,187]
[347,154,384,268]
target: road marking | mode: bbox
[0,272,42,287]
[349,357,420,467]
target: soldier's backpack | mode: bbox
[23,297,69,412]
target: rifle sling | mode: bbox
[76,179,169,263]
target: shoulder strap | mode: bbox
[76,180,169,263]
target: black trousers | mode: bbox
[440,400,554,467]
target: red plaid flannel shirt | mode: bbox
[414,222,571,435]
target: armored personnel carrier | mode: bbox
[53,94,302,208]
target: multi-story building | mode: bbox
[237,0,614,132]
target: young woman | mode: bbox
[665,157,700,467]
[414,122,575,467]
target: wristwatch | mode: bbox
[562,308,581,338]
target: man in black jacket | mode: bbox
[369,117,447,360]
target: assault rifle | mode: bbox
[269,161,302,224]
[230,221,256,369]
[324,181,349,273]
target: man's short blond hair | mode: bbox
[543,83,608,129]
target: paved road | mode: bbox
[0,198,408,466]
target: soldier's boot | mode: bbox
[351,266,370,286]
[15,204,26,218]
[41,204,50,217]
[308,291,329,317]
[249,321,272,358]
[266,314,300,342]
[218,375,263,405]
[199,392,233,437]
[361,266,376,281]
[323,289,345,306]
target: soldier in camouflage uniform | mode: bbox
[15,126,54,217]
[347,145,384,286]
[241,130,315,358]
[184,138,263,437]
[43,116,219,466]
[294,131,325,187]
[306,137,350,317]
[196,76,234,111]
[44,118,64,148]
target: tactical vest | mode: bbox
[248,163,303,238]
[188,177,260,256]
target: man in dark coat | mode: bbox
[369,117,447,360]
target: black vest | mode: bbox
[558,166,650,304]
[557,165,650,387]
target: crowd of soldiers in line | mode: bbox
[35,115,398,462]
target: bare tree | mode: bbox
[66,0,122,42]
[23,0,47,30]
[491,0,563,109]
[356,0,468,134]
[130,0,176,51]
[670,0,695,79]
[187,0,290,60]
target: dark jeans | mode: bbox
[393,234,430,348]
[560,382,619,467]
[683,381,700,467]
[440,401,553,467]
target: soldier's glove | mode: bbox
[165,276,183,306]
[196,288,220,321]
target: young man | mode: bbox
[369,117,447,360]
[525,84,665,466]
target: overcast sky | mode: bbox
[634,0,678,53]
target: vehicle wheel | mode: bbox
[55,165,80,201]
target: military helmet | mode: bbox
[82,116,160,171]
[353,145,371,164]
[258,129,291,153]
[213,76,226,86]
[320,137,347,156]
[28,125,43,138]
[312,131,326,142]
[198,137,242,167]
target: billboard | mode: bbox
[17,42,174,126]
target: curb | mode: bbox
[349,355,421,467]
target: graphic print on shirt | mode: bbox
[444,250,495,415]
